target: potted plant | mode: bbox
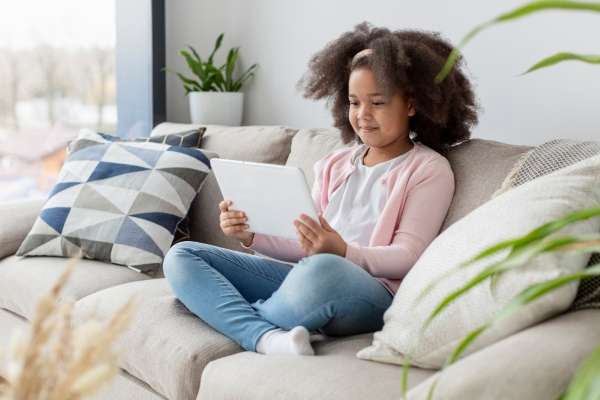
[166,33,258,126]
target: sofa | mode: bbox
[1,122,599,400]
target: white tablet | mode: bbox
[210,158,319,240]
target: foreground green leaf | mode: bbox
[448,263,600,366]
[523,52,600,74]
[424,234,600,331]
[417,207,600,304]
[401,356,411,399]
[562,343,600,400]
[435,0,600,82]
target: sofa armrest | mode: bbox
[0,198,45,259]
[407,309,600,400]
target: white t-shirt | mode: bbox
[323,144,411,246]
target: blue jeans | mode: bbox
[163,241,393,352]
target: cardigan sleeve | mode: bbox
[240,155,329,261]
[344,157,455,279]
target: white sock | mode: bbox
[255,326,315,356]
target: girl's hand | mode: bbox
[218,200,254,246]
[294,213,347,257]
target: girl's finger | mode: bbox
[228,218,246,226]
[296,221,318,242]
[298,215,321,234]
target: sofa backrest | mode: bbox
[442,139,532,231]
[150,123,532,252]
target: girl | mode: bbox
[163,22,478,356]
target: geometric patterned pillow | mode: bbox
[67,128,206,152]
[67,128,208,244]
[17,129,212,273]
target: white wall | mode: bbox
[165,0,600,146]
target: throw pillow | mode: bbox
[491,139,600,311]
[356,154,600,369]
[17,129,212,273]
[67,127,208,244]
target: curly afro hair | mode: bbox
[296,21,479,155]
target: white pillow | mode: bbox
[356,154,600,369]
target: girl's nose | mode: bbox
[358,105,372,120]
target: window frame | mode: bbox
[115,0,165,137]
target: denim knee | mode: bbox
[163,241,204,285]
[279,253,349,309]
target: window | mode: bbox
[0,0,165,202]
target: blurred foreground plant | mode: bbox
[0,256,137,400]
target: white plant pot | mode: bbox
[188,91,244,126]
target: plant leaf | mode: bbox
[426,377,439,400]
[423,234,600,331]
[225,48,239,87]
[562,342,600,400]
[181,50,206,82]
[208,33,224,65]
[445,263,600,366]
[446,324,490,365]
[523,52,600,74]
[401,356,411,400]
[232,64,258,92]
[205,64,225,91]
[188,45,203,65]
[435,0,600,82]
[417,207,600,304]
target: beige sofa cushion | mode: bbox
[408,309,600,400]
[0,198,45,260]
[151,122,297,165]
[0,308,165,400]
[73,279,243,400]
[198,333,434,400]
[285,128,353,187]
[0,255,149,320]
[442,139,532,230]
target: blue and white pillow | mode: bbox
[67,128,208,244]
[17,130,212,272]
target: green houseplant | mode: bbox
[166,33,258,125]
[401,1,600,399]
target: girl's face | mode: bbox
[348,67,415,148]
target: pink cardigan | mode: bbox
[241,142,455,295]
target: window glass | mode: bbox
[0,1,116,201]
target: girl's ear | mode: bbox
[408,101,416,117]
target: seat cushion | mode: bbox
[0,255,149,320]
[0,308,165,400]
[73,279,243,400]
[198,333,434,400]
[442,138,532,231]
[407,309,600,400]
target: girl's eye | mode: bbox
[373,102,385,106]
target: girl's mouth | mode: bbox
[361,127,378,133]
